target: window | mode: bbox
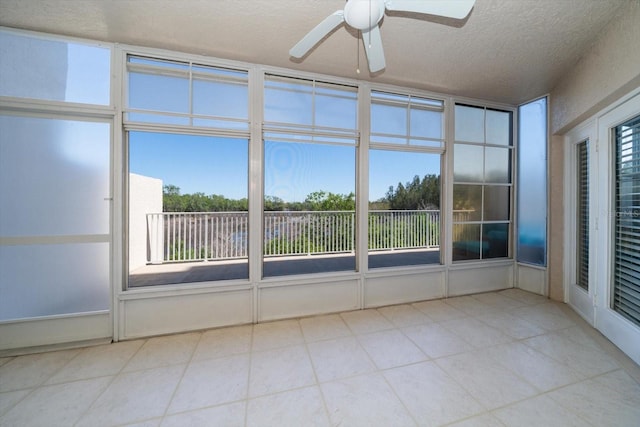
[0,115,111,319]
[453,104,512,261]
[125,55,250,287]
[576,140,589,290]
[127,132,249,286]
[126,56,249,129]
[0,31,110,105]
[613,114,640,327]
[263,75,357,276]
[368,91,444,268]
[517,97,548,266]
[370,91,444,148]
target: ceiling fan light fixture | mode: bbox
[344,0,384,31]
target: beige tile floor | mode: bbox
[1,289,640,426]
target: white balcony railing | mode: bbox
[146,210,446,264]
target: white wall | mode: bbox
[551,0,640,135]
[129,173,163,272]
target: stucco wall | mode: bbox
[548,0,640,301]
[129,173,163,272]
[551,0,640,135]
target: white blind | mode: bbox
[614,114,640,327]
[577,140,589,291]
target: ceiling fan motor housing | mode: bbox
[344,0,385,30]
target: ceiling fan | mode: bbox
[289,0,476,73]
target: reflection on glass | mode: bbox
[453,144,484,182]
[263,141,356,277]
[483,186,510,221]
[482,223,509,258]
[368,150,441,268]
[484,147,511,183]
[128,132,249,287]
[453,185,482,221]
[453,224,481,261]
[486,109,511,146]
[455,105,484,143]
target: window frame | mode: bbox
[451,103,515,263]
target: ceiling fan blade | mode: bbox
[362,25,385,73]
[289,11,345,58]
[384,0,475,20]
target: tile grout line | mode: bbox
[158,331,206,423]
[72,339,149,427]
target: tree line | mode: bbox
[162,174,440,212]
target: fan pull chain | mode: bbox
[356,30,361,74]
[368,0,372,48]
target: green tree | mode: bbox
[385,175,440,210]
[304,190,355,211]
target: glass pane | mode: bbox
[371,102,406,135]
[129,72,189,113]
[368,150,441,268]
[455,105,484,143]
[613,114,640,326]
[315,85,357,130]
[483,186,510,221]
[0,31,111,105]
[454,144,484,183]
[0,243,110,320]
[453,224,481,261]
[264,141,355,276]
[576,141,589,290]
[483,223,509,258]
[0,115,110,237]
[484,147,511,183]
[486,109,511,146]
[264,81,313,125]
[193,79,248,119]
[126,112,190,126]
[453,185,482,221]
[517,97,547,265]
[410,108,442,140]
[128,132,249,286]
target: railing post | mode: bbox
[147,213,164,264]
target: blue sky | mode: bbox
[129,132,441,202]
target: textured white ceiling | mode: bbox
[0,0,629,104]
